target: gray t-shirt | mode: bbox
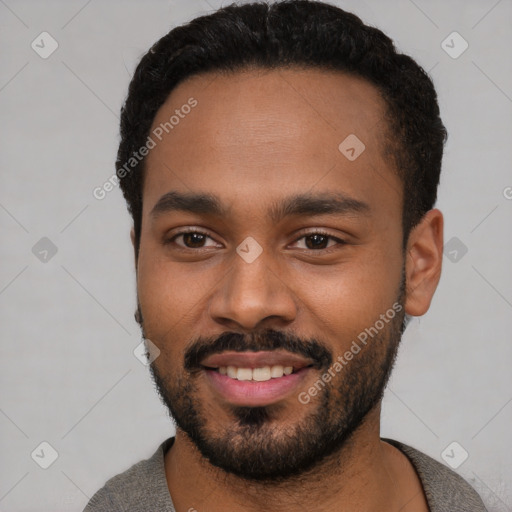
[83,437,487,511]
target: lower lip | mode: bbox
[204,367,312,406]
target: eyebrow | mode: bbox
[150,190,370,223]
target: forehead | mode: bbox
[142,67,401,220]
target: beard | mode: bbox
[142,277,407,483]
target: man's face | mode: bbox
[136,68,407,481]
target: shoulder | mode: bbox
[382,438,488,512]
[83,437,176,512]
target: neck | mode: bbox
[164,403,428,512]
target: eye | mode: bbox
[165,229,346,252]
[291,231,346,251]
[166,230,220,249]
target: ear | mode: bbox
[130,228,142,326]
[404,208,444,316]
[130,227,138,268]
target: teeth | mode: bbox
[217,365,296,381]
[237,368,252,381]
[270,365,284,378]
[253,367,271,381]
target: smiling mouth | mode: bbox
[203,364,314,382]
[200,351,316,406]
[200,349,315,381]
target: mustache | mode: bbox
[184,329,332,372]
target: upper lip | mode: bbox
[200,350,314,371]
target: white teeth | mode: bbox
[237,368,252,381]
[252,366,271,381]
[217,365,297,381]
[270,365,284,378]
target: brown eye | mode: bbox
[293,231,345,251]
[181,232,207,248]
[166,230,219,250]
[304,234,330,249]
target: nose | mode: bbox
[208,249,298,332]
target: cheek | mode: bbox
[296,246,403,341]
[137,246,180,333]
[137,260,195,367]
[136,244,220,338]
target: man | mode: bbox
[85,1,488,510]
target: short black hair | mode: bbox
[116,0,447,253]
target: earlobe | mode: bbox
[404,209,444,316]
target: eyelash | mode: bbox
[165,229,346,253]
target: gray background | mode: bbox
[1,0,511,510]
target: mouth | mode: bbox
[200,350,315,406]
